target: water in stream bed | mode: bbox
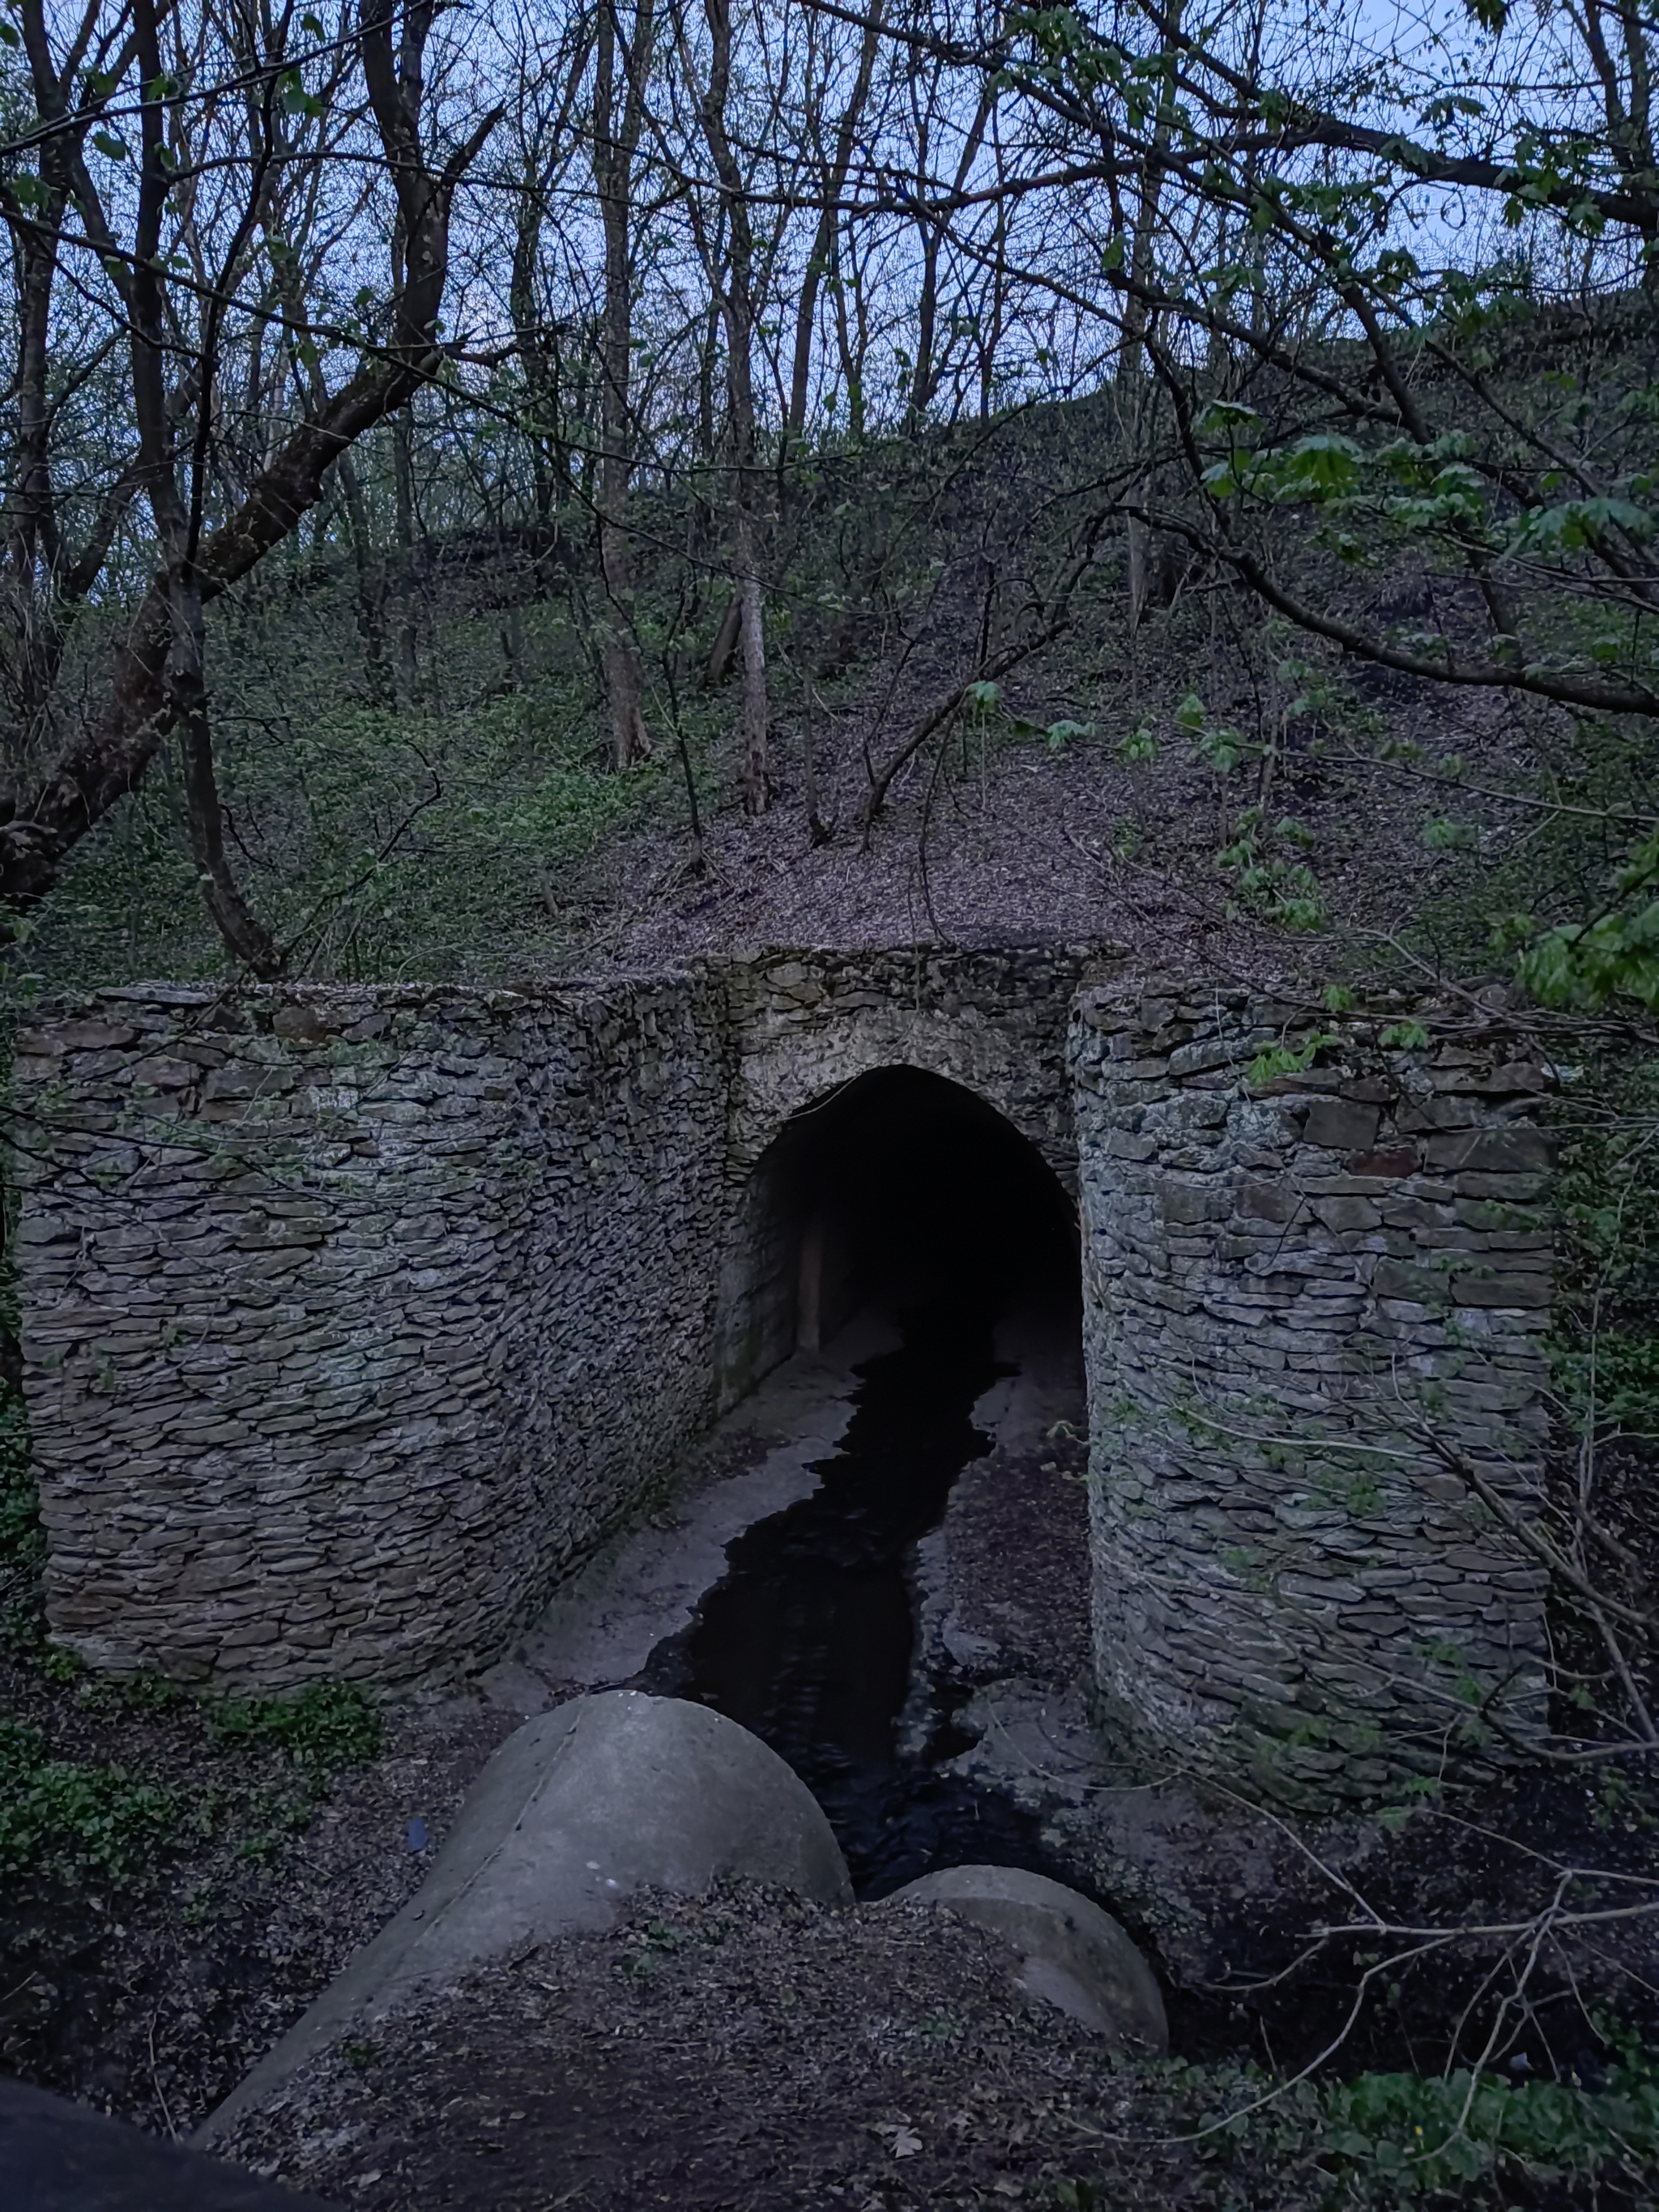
[637,1293,1054,1899]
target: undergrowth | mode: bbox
[1549,1048,1659,1443]
[207,1681,384,1776]
[0,1680,384,1902]
[1213,2044,1659,2208]
[1057,2042,1659,2209]
[0,1718,183,1890]
[0,1381,42,1650]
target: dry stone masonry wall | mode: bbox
[14,948,1090,1693]
[15,977,731,1684]
[12,948,1560,1805]
[723,944,1086,1181]
[1072,980,1555,1803]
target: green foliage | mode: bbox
[1518,828,1659,1013]
[1309,2051,1659,2202]
[1043,718,1094,752]
[0,1720,181,1892]
[72,1666,191,1718]
[1050,2183,1107,2210]
[207,1680,383,1777]
[1178,688,1252,778]
[1380,1020,1430,1051]
[1548,1051,1659,1438]
[1247,1030,1337,1085]
[36,641,667,988]
[1218,808,1325,930]
[1077,2041,1659,2209]
[0,1382,44,1651]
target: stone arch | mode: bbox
[722,950,1084,1197]
[713,1063,1079,1409]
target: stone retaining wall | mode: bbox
[11,950,1561,1804]
[725,944,1090,1183]
[13,948,1094,1692]
[15,977,730,1683]
[1072,980,1554,1802]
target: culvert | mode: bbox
[649,1065,1086,1895]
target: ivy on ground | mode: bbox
[1057,2043,1659,2209]
[0,1719,182,1891]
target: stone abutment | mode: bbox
[12,948,1555,1803]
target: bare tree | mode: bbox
[595,0,655,765]
[0,0,499,953]
[692,0,768,814]
[786,0,881,445]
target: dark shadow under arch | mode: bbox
[716,1064,1078,1409]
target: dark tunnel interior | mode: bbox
[654,1067,1087,1893]
[716,1065,1081,1401]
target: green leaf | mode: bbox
[92,130,128,161]
[1247,1031,1336,1085]
[1282,432,1362,492]
[1045,718,1094,751]
[1198,725,1247,774]
[1198,398,1260,437]
[1381,1021,1431,1051]
[1513,497,1655,554]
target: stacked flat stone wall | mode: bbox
[1072,980,1554,1802]
[15,977,729,1685]
[11,946,1561,1808]
[724,944,1091,1183]
[13,945,1100,1692]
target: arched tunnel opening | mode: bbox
[715,1065,1081,1401]
[642,1067,1086,1896]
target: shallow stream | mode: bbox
[638,1291,1052,1898]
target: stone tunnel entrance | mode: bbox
[13,960,1557,1799]
[714,1064,1080,1407]
[667,1066,1088,1894]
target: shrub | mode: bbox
[1312,2054,1659,2203]
[1175,2044,1659,2207]
[0,1383,44,1650]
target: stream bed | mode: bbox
[638,1291,1056,1898]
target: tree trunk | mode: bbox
[905,87,992,438]
[0,0,499,932]
[174,579,284,977]
[700,0,768,814]
[787,4,882,444]
[391,407,421,701]
[595,0,655,765]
